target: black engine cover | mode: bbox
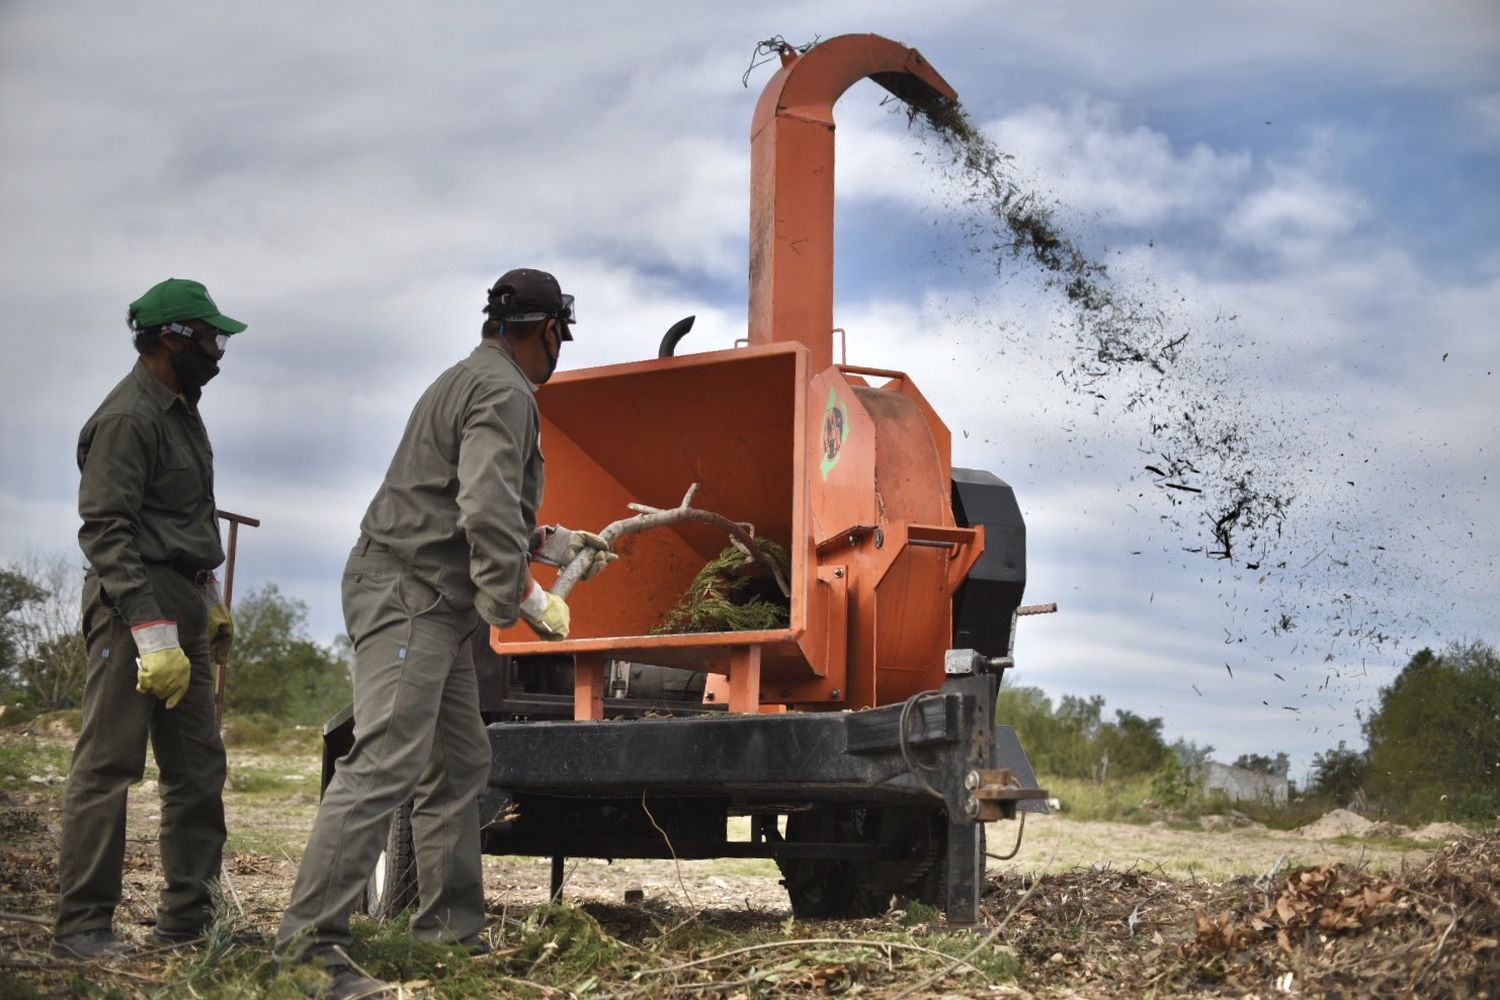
[951,468,1027,658]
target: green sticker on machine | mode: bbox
[820,386,851,481]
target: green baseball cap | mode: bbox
[128,278,247,334]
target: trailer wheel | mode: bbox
[777,808,888,918]
[900,819,987,910]
[362,800,418,921]
[777,806,945,918]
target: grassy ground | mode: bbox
[1,722,1493,997]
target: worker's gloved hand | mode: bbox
[535,525,617,580]
[519,579,571,640]
[204,576,234,666]
[132,621,192,709]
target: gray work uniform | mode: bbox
[277,339,544,956]
[57,360,227,938]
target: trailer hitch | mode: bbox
[970,767,1050,822]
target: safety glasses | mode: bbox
[504,293,576,328]
[166,322,230,358]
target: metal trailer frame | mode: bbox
[485,668,1041,923]
[324,661,1043,924]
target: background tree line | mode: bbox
[1,553,351,730]
[1000,638,1499,823]
[994,684,1221,810]
[1308,640,1499,822]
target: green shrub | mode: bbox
[221,713,323,753]
[1149,755,1197,808]
[1042,775,1157,822]
[0,732,71,785]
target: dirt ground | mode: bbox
[2,733,1495,997]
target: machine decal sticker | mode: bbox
[820,387,850,481]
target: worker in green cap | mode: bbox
[53,278,246,959]
[275,268,613,997]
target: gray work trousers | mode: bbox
[55,566,226,938]
[276,539,491,957]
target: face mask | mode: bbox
[170,338,221,390]
[537,333,560,384]
[508,322,561,386]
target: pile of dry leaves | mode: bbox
[1185,831,1498,996]
[982,828,1497,996]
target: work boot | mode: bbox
[147,927,204,948]
[51,929,130,960]
[305,945,392,999]
[457,934,491,956]
[148,925,269,949]
[411,931,492,955]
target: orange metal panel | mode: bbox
[872,542,951,704]
[492,343,835,685]
[798,367,973,707]
[496,628,807,676]
[808,371,879,548]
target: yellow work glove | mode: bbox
[535,525,617,581]
[132,621,192,709]
[204,577,234,665]
[519,579,570,640]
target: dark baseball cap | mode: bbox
[128,278,246,334]
[485,268,574,339]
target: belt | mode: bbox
[145,562,216,586]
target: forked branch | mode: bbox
[553,483,790,600]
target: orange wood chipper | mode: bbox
[324,33,1047,924]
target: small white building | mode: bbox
[1203,761,1289,806]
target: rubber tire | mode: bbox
[903,820,987,911]
[363,801,418,921]
[776,808,897,919]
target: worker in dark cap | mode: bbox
[54,278,246,958]
[276,268,612,996]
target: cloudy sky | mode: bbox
[2,1,1495,781]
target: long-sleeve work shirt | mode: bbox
[77,360,224,626]
[359,339,545,627]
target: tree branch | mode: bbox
[552,483,789,600]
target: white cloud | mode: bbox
[1467,91,1500,146]
[984,98,1253,227]
[1223,166,1367,260]
[835,93,1254,233]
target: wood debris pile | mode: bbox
[1184,829,1498,996]
[979,828,1497,996]
[1191,862,1398,953]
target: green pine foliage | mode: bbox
[653,539,791,634]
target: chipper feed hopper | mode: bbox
[325,33,1047,925]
